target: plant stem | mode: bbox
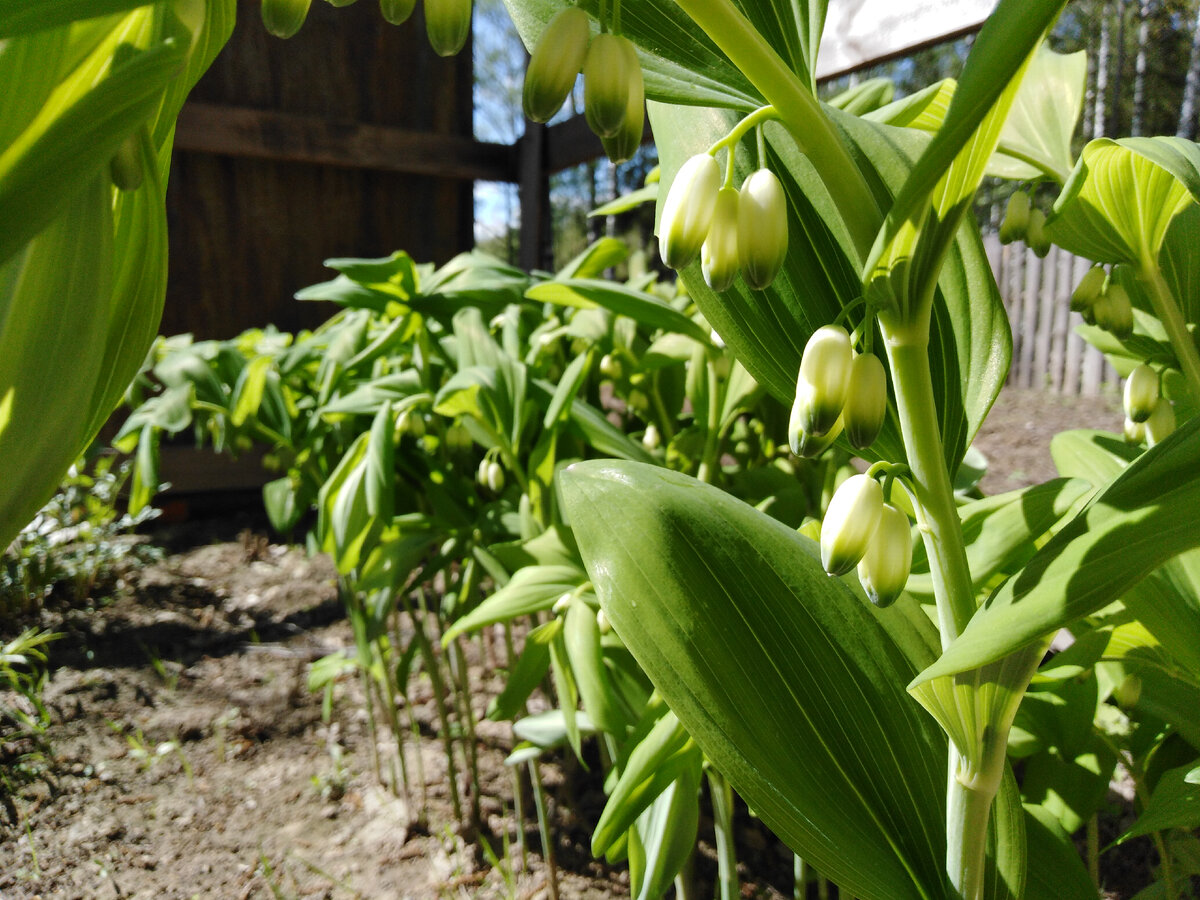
[706,769,740,900]
[1138,261,1200,398]
[529,761,559,900]
[882,324,994,899]
[672,0,880,263]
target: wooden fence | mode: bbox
[982,234,1120,396]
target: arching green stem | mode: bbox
[1138,259,1200,399]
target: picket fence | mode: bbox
[981,234,1121,395]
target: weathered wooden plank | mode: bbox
[1019,251,1042,388]
[175,103,517,182]
[1032,247,1059,390]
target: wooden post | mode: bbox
[519,122,548,272]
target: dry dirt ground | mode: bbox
[0,387,1135,900]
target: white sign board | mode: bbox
[815,0,998,79]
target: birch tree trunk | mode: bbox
[1095,1,1112,139]
[1131,0,1150,136]
[1180,0,1200,138]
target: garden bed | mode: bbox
[1,387,1135,900]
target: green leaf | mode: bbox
[1022,804,1097,900]
[589,186,658,218]
[561,461,949,900]
[1048,137,1200,267]
[487,618,561,723]
[230,355,272,427]
[564,598,629,734]
[864,1,1065,324]
[0,0,149,37]
[631,763,701,900]
[510,708,596,749]
[527,278,710,344]
[986,46,1086,183]
[917,414,1200,682]
[555,237,630,278]
[1118,763,1200,841]
[442,564,589,642]
[542,350,590,429]
[906,478,1092,602]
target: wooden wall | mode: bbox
[163,0,477,339]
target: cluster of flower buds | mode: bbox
[1122,363,1176,446]
[522,10,644,162]
[477,456,506,493]
[1071,264,1134,339]
[819,474,912,607]
[998,190,1050,257]
[787,325,887,457]
[262,0,471,56]
[658,155,788,291]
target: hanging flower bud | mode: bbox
[426,0,472,57]
[737,168,788,290]
[1124,416,1147,445]
[795,325,852,437]
[789,413,842,459]
[380,0,417,24]
[1070,265,1106,313]
[522,7,591,123]
[998,191,1030,244]
[659,154,720,269]
[1026,207,1050,258]
[701,187,740,292]
[857,503,912,608]
[486,460,505,493]
[261,0,311,38]
[843,352,888,451]
[601,37,644,163]
[109,133,144,191]
[820,474,884,576]
[1145,399,1176,446]
[583,33,629,139]
[642,423,661,450]
[477,457,491,487]
[599,353,623,380]
[1099,282,1134,339]
[1123,364,1159,424]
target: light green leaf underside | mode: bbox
[561,461,950,900]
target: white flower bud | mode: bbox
[821,474,884,576]
[701,187,740,292]
[737,169,788,290]
[1124,416,1147,445]
[523,8,591,123]
[1123,364,1159,424]
[600,37,644,163]
[857,503,912,608]
[261,0,311,38]
[380,0,416,24]
[659,154,720,270]
[1145,399,1176,446]
[795,325,852,437]
[843,353,887,451]
[1099,283,1134,339]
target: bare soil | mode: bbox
[0,387,1138,900]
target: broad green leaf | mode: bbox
[987,46,1086,183]
[0,177,113,547]
[487,618,561,723]
[561,461,949,900]
[529,378,657,465]
[828,77,894,115]
[917,414,1200,681]
[1022,738,1116,834]
[0,28,185,266]
[527,278,710,345]
[865,80,955,131]
[542,350,590,429]
[0,0,148,37]
[1022,804,1097,900]
[1118,763,1200,841]
[1048,137,1200,267]
[442,564,589,642]
[986,764,1026,900]
[296,274,392,312]
[511,708,596,749]
[230,355,273,427]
